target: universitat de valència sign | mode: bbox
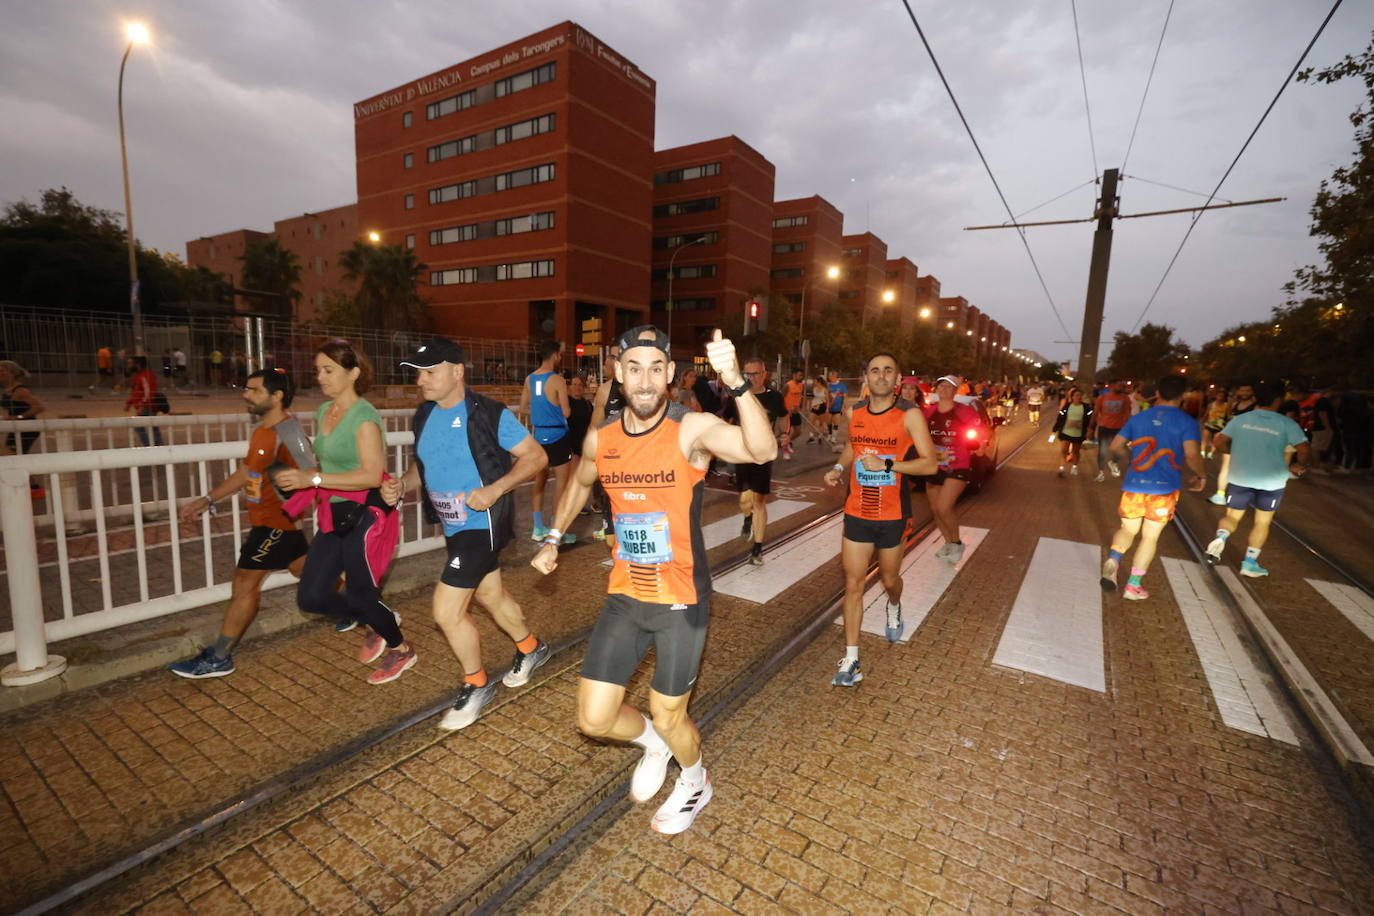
[353,27,651,119]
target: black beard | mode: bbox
[628,389,667,421]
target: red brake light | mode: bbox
[965,428,978,440]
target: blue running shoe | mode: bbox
[832,657,863,687]
[169,647,235,679]
[885,604,904,643]
[335,618,358,633]
[1240,558,1269,578]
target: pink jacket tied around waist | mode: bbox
[282,477,400,587]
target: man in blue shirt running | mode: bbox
[1204,379,1311,577]
[521,339,576,543]
[1100,375,1206,599]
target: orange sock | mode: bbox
[515,633,539,654]
[464,669,488,687]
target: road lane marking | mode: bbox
[992,537,1105,692]
[839,528,989,642]
[1164,558,1299,745]
[1307,579,1374,643]
[714,516,843,603]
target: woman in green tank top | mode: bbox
[274,339,416,684]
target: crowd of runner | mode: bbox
[158,327,1355,836]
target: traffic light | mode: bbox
[744,298,761,335]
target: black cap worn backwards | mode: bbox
[399,338,466,369]
[615,325,671,359]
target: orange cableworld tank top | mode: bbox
[598,402,710,605]
[843,398,916,522]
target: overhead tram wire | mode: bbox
[1129,0,1345,332]
[1120,0,1175,174]
[1070,0,1100,177]
[1011,177,1099,223]
[1122,173,1231,204]
[898,0,1073,340]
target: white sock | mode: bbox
[633,715,667,750]
[681,756,705,785]
[845,645,859,663]
[1245,547,1261,561]
[1215,529,1230,541]
[886,600,900,613]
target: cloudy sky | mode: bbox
[2,0,1369,367]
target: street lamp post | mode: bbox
[118,22,150,356]
[665,235,708,343]
[798,265,840,382]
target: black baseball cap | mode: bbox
[615,325,671,359]
[399,338,466,369]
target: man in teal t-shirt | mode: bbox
[1205,379,1311,577]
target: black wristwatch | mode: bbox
[884,458,894,473]
[727,378,752,397]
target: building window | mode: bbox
[431,267,479,286]
[652,297,715,311]
[402,111,413,128]
[842,248,863,257]
[313,256,324,276]
[770,267,804,280]
[652,197,720,218]
[772,215,808,229]
[652,264,717,281]
[427,89,477,120]
[771,241,806,254]
[495,62,556,98]
[496,259,555,280]
[495,211,556,235]
[885,270,897,279]
[846,268,861,280]
[403,152,414,169]
[428,135,477,163]
[495,163,555,191]
[652,230,720,250]
[653,162,721,186]
[404,193,414,210]
[315,290,324,305]
[430,223,479,246]
[495,113,556,145]
[405,234,415,250]
[429,180,479,204]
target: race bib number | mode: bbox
[245,470,264,504]
[429,491,468,527]
[855,454,896,487]
[935,445,952,468]
[615,512,673,564]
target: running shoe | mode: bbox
[1100,558,1118,592]
[592,522,607,541]
[748,546,764,566]
[502,640,552,688]
[439,681,497,730]
[359,627,387,664]
[366,648,417,685]
[1094,471,1106,483]
[1070,465,1079,477]
[1208,492,1227,506]
[630,739,673,803]
[832,657,863,687]
[885,603,904,643]
[783,445,794,461]
[651,772,713,834]
[1205,537,1226,565]
[1240,558,1269,578]
[1122,584,1149,600]
[531,526,576,544]
[1057,466,1065,478]
[334,618,358,633]
[169,647,234,679]
[944,542,965,566]
[1108,461,1121,478]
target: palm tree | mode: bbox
[239,238,301,319]
[339,241,430,333]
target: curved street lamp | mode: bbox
[665,235,709,342]
[118,22,150,355]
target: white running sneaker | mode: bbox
[1205,537,1225,565]
[1070,465,1079,477]
[629,740,673,803]
[1108,461,1121,478]
[1094,471,1106,483]
[651,772,713,834]
[944,542,965,566]
[934,542,952,560]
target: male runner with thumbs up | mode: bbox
[532,326,775,834]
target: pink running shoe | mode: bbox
[1122,584,1150,601]
[358,628,387,664]
[367,648,417,684]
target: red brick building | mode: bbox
[836,233,889,324]
[650,136,775,351]
[769,196,843,332]
[185,228,269,313]
[939,295,968,333]
[883,257,920,332]
[273,205,359,323]
[353,22,655,345]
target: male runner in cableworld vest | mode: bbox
[532,326,776,834]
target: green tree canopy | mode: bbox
[239,237,301,319]
[1105,323,1190,384]
[339,241,429,333]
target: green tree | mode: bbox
[1105,322,1190,383]
[313,288,362,330]
[1281,32,1374,386]
[339,241,430,333]
[239,237,301,319]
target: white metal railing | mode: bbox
[0,431,442,686]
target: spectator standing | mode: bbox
[172,347,188,387]
[124,355,164,446]
[91,345,117,391]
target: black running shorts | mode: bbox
[735,460,772,495]
[540,433,574,468]
[919,467,973,487]
[582,594,709,697]
[439,529,502,589]
[237,526,308,570]
[842,515,906,550]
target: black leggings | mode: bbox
[297,504,403,647]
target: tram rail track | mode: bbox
[31,417,1043,915]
